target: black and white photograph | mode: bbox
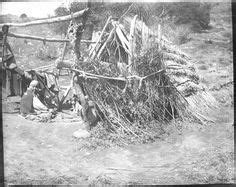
[0,0,234,185]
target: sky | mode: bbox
[0,2,65,18]
[0,0,101,18]
[0,0,230,19]
[0,1,119,18]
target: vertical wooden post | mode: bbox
[58,2,91,111]
[68,7,90,62]
[128,15,137,74]
[57,36,68,76]
[61,37,68,62]
[2,25,9,67]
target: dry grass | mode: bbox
[162,22,192,45]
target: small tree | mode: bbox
[52,6,70,36]
[166,2,211,31]
[20,13,28,19]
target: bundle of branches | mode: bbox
[72,16,217,143]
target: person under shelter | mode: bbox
[20,80,56,122]
[20,80,39,116]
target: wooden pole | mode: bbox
[157,24,161,51]
[7,32,96,44]
[61,21,72,62]
[58,1,91,110]
[72,68,127,82]
[96,26,116,59]
[58,78,73,111]
[2,25,10,67]
[32,64,54,71]
[67,7,90,61]
[89,16,112,57]
[128,15,137,74]
[0,8,89,28]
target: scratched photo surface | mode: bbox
[1,0,234,185]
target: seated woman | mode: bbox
[20,80,56,122]
[20,80,49,115]
[20,80,39,116]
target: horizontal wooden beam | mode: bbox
[7,32,96,44]
[72,68,127,82]
[0,8,89,28]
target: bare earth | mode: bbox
[2,105,234,185]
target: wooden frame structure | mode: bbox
[1,6,92,110]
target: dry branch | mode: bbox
[0,9,89,28]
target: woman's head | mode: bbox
[29,80,39,91]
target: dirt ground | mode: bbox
[2,4,234,185]
[2,104,234,185]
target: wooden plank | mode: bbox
[0,8,89,28]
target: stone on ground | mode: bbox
[73,129,90,139]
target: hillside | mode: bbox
[180,3,233,107]
[5,3,233,106]
[2,2,234,185]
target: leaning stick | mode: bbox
[96,26,116,59]
[89,16,112,57]
[128,15,137,73]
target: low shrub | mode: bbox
[35,44,58,61]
